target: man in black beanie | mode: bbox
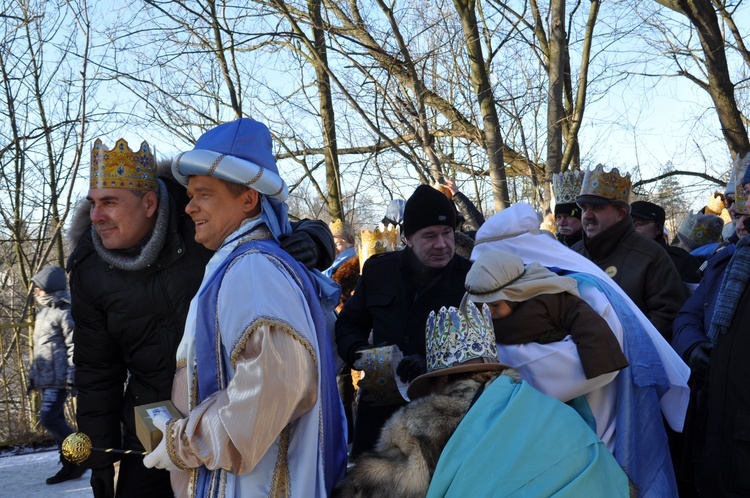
[336,184,473,457]
[555,202,583,247]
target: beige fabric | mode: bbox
[168,323,317,496]
[464,248,579,304]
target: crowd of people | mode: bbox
[25,116,750,497]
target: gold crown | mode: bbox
[733,153,749,215]
[704,193,724,216]
[579,164,631,203]
[358,225,401,272]
[90,138,157,191]
[329,218,346,236]
[353,345,405,406]
[552,169,584,204]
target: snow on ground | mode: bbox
[0,449,93,498]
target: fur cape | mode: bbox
[333,368,520,498]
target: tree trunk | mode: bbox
[546,0,566,213]
[453,0,510,211]
[657,0,750,157]
[309,0,344,221]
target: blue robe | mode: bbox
[427,376,630,497]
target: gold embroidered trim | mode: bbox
[166,419,190,470]
[176,357,187,369]
[244,167,263,187]
[173,151,187,177]
[270,183,285,198]
[230,317,317,370]
[269,425,292,498]
[207,154,225,177]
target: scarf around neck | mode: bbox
[91,179,170,271]
[708,235,750,345]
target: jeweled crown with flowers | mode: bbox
[424,302,498,373]
[579,164,632,203]
[90,138,157,191]
[733,153,750,215]
[552,169,584,204]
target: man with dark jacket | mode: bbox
[29,265,85,485]
[672,157,750,496]
[630,201,703,284]
[336,184,473,457]
[68,138,334,498]
[571,165,686,340]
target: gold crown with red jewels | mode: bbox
[552,169,585,204]
[90,138,157,191]
[733,153,749,215]
[579,164,632,203]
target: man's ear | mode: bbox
[243,188,260,216]
[143,190,159,218]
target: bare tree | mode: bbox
[653,0,750,158]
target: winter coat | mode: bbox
[452,191,485,235]
[698,263,750,495]
[29,291,75,389]
[335,248,473,456]
[335,249,473,366]
[557,230,583,248]
[67,177,214,469]
[493,293,628,379]
[654,236,703,284]
[671,244,734,359]
[572,217,687,340]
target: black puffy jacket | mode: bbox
[67,178,213,469]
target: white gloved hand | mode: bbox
[142,414,180,471]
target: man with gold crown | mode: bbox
[552,169,585,247]
[68,133,336,497]
[140,118,347,497]
[571,164,686,340]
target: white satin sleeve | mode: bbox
[167,323,317,473]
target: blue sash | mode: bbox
[551,269,677,498]
[193,238,346,497]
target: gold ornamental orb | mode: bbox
[62,432,92,464]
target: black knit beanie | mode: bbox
[402,184,456,237]
[554,202,581,218]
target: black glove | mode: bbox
[396,354,427,383]
[687,342,712,380]
[90,465,116,498]
[67,382,78,397]
[26,379,35,396]
[279,231,319,270]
